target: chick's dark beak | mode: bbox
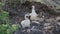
[26,16,31,19]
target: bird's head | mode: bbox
[32,5,35,9]
[25,13,31,20]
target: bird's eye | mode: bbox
[26,16,31,19]
[26,16,29,18]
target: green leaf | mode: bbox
[0,11,9,20]
[11,24,19,31]
[0,2,4,8]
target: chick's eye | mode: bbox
[26,16,28,17]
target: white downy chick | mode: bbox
[29,5,44,22]
[29,5,38,21]
[21,13,30,28]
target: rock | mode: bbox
[45,18,55,22]
[44,23,51,26]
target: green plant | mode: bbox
[0,11,10,24]
[0,2,20,34]
[0,11,9,20]
[0,24,20,34]
[0,2,4,9]
[0,11,20,34]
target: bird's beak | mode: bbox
[29,16,31,19]
[26,16,31,19]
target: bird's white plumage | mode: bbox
[21,19,30,28]
[29,5,38,20]
[21,13,30,28]
[32,21,40,24]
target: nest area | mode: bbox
[2,1,60,34]
[2,1,60,24]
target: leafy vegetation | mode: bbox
[0,10,20,34]
[0,10,10,24]
[0,11,9,20]
[0,2,20,34]
[0,24,20,34]
[0,2,4,9]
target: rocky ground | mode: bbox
[2,1,60,34]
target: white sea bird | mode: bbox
[21,13,30,28]
[29,5,38,21]
[29,5,45,22]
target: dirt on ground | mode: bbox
[2,1,60,34]
[2,1,57,23]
